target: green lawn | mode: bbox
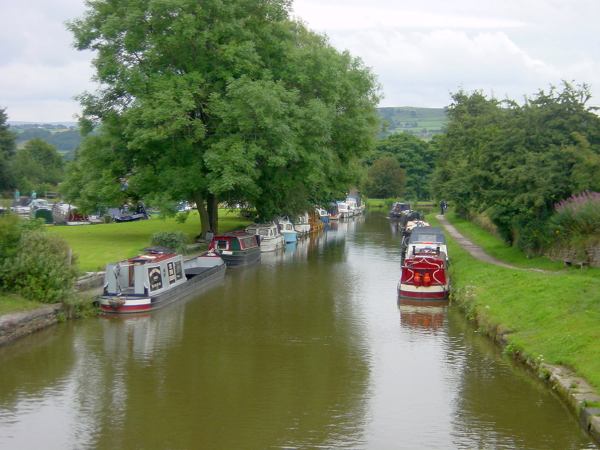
[49,209,251,272]
[0,293,46,315]
[428,212,600,390]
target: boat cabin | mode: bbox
[104,251,186,297]
[209,231,259,253]
[406,227,448,260]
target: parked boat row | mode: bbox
[100,213,363,315]
[394,208,450,302]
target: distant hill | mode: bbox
[8,108,448,158]
[9,123,81,160]
[377,107,447,139]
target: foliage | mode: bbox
[0,229,78,304]
[0,108,16,191]
[368,132,436,200]
[548,192,600,258]
[151,231,189,254]
[66,0,380,235]
[364,156,406,199]
[432,83,600,253]
[11,138,65,194]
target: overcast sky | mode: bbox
[1,0,599,122]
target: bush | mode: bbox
[551,192,600,237]
[150,231,189,254]
[548,191,600,260]
[1,231,78,304]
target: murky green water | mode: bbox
[0,212,596,449]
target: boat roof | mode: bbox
[212,231,254,239]
[128,250,178,264]
[408,227,446,244]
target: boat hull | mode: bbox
[282,231,297,243]
[259,235,284,252]
[397,282,449,301]
[219,247,261,267]
[100,263,226,314]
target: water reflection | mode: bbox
[398,299,449,332]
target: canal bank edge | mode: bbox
[439,221,600,444]
[0,272,105,347]
[451,289,600,443]
[0,304,63,346]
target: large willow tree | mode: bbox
[65,0,380,236]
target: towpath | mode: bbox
[436,214,549,273]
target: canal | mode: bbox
[0,212,596,449]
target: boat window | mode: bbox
[259,229,269,237]
[410,233,445,243]
[231,239,241,251]
[217,240,229,250]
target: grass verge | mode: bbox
[49,209,251,272]
[444,211,566,271]
[0,293,46,315]
[428,213,600,390]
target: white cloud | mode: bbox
[294,0,600,107]
[1,0,600,121]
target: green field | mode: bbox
[48,210,251,272]
[378,106,447,139]
[429,212,600,390]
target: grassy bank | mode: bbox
[0,293,46,315]
[49,209,251,272]
[444,212,566,271]
[430,213,600,390]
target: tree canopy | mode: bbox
[12,138,65,194]
[0,108,16,192]
[368,132,437,200]
[65,0,380,235]
[364,156,406,199]
[432,83,600,252]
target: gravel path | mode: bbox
[436,214,549,273]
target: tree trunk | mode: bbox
[193,192,210,240]
[207,193,219,234]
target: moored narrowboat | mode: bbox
[208,231,261,266]
[99,249,226,314]
[398,227,449,301]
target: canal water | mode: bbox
[0,212,596,449]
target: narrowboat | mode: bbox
[99,249,226,314]
[398,227,449,301]
[208,231,261,266]
[278,217,298,243]
[245,222,284,252]
[390,202,411,218]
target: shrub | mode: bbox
[1,231,78,304]
[150,231,189,254]
[550,192,600,241]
